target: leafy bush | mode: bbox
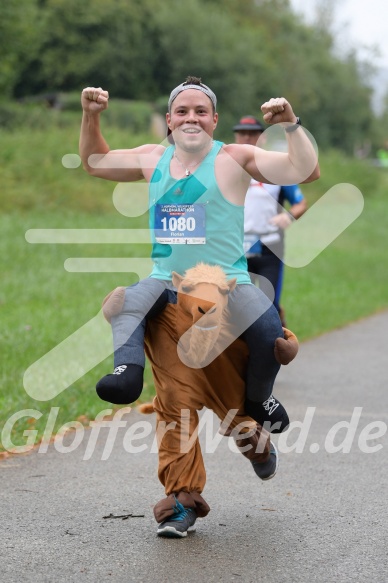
[0,101,52,130]
[0,95,154,134]
[58,92,155,132]
[0,99,82,131]
[102,99,154,133]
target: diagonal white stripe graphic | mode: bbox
[284,183,364,267]
[64,258,153,277]
[23,310,113,401]
[25,229,151,244]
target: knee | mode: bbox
[255,304,283,339]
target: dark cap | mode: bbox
[232,116,264,132]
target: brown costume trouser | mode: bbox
[145,304,271,521]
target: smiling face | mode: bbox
[166,89,218,153]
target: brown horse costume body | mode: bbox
[139,263,298,522]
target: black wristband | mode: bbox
[285,117,302,133]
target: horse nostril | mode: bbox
[198,306,216,315]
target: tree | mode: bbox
[0,0,43,98]
[2,0,378,152]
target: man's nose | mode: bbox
[186,110,199,122]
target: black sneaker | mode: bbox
[251,440,279,481]
[157,500,197,538]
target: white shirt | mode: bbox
[244,180,282,246]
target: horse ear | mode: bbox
[172,271,184,288]
[219,278,237,295]
[227,278,237,293]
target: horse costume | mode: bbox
[134,263,298,523]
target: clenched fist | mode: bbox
[261,97,297,125]
[81,87,109,114]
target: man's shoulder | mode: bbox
[135,143,169,171]
[222,143,244,155]
[220,142,256,164]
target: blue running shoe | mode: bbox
[157,499,197,538]
[251,440,279,481]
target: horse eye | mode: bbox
[198,306,206,314]
[182,285,192,293]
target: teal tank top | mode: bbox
[148,140,250,284]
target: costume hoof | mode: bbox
[274,327,299,365]
[102,286,126,322]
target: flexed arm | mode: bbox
[80,87,112,176]
[79,87,157,182]
[228,97,320,187]
[260,97,319,184]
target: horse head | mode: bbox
[172,263,236,368]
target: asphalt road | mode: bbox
[1,311,387,583]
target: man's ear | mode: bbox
[172,271,184,288]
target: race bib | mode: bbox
[154,203,206,244]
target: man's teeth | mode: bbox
[183,128,199,133]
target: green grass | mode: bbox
[282,152,388,338]
[283,191,388,338]
[1,123,388,451]
[0,210,157,451]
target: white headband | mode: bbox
[168,82,217,112]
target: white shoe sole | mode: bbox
[157,524,196,538]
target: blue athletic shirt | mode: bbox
[148,140,251,284]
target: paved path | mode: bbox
[1,312,387,582]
